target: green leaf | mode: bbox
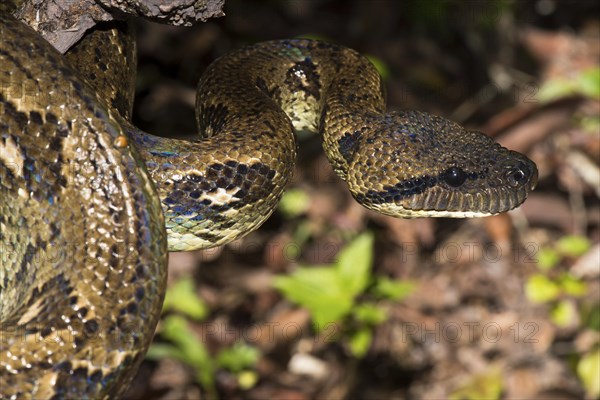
[578,349,600,398]
[354,303,387,326]
[160,316,211,367]
[273,267,354,331]
[163,278,208,320]
[538,68,600,102]
[556,235,591,258]
[449,366,503,400]
[525,274,561,303]
[538,78,576,102]
[274,233,377,331]
[551,300,578,327]
[576,68,600,99]
[336,232,374,296]
[292,220,313,250]
[537,248,560,271]
[279,188,311,218]
[237,370,259,390]
[558,273,587,297]
[348,328,373,358]
[216,343,260,373]
[146,343,186,361]
[365,55,390,81]
[373,277,415,300]
[155,315,215,393]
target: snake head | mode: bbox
[348,111,538,218]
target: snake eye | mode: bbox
[442,166,467,187]
[507,161,530,187]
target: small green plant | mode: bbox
[525,235,590,327]
[273,232,414,357]
[526,234,598,397]
[147,315,216,396]
[216,342,261,389]
[538,67,600,102]
[162,278,209,320]
[147,278,261,395]
[537,67,600,135]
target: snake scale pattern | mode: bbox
[0,4,537,398]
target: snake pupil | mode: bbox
[442,167,467,187]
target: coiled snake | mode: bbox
[0,5,537,398]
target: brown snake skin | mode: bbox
[0,5,537,399]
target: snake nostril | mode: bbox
[507,161,530,187]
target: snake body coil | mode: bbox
[0,8,537,398]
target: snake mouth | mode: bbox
[359,183,532,218]
[401,184,532,217]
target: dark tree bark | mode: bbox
[14,0,224,52]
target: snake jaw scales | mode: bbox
[0,8,537,398]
